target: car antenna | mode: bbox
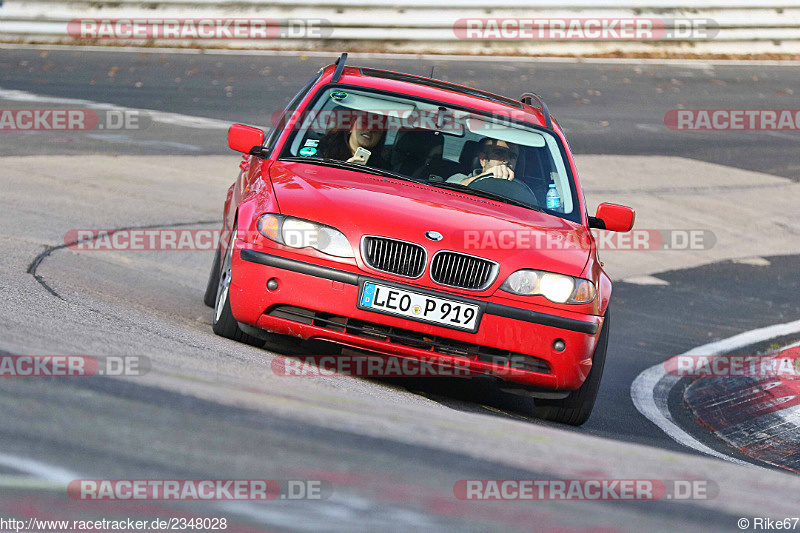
[429,65,435,78]
[332,52,348,82]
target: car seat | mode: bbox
[390,129,445,177]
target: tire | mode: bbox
[211,223,265,347]
[203,247,221,308]
[533,309,611,426]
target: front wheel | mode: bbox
[211,223,264,347]
[533,310,610,426]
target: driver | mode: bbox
[447,138,519,186]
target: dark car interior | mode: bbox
[380,128,554,207]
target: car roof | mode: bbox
[320,64,555,131]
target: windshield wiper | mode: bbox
[281,157,422,184]
[427,180,543,211]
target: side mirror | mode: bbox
[228,124,265,155]
[590,203,635,232]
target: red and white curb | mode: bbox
[684,344,800,473]
[632,319,800,468]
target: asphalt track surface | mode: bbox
[2,47,800,531]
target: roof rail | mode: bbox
[519,92,553,129]
[332,53,348,82]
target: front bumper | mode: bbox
[230,243,604,390]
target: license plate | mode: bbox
[359,281,481,331]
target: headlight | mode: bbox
[500,269,596,304]
[257,214,354,258]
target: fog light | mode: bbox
[553,339,566,352]
[267,278,279,291]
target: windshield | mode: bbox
[279,85,580,222]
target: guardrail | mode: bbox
[1,0,800,54]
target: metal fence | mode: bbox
[2,0,799,54]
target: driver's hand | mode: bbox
[487,164,515,181]
[463,165,514,184]
[346,155,366,164]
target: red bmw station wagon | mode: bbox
[205,54,634,425]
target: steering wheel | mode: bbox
[468,175,539,206]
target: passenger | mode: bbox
[448,138,519,186]
[318,112,389,168]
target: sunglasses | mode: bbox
[486,147,519,160]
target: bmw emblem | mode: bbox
[425,231,443,241]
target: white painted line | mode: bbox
[632,365,752,466]
[3,43,800,67]
[0,452,77,483]
[0,86,230,130]
[634,124,663,132]
[0,451,376,527]
[732,256,771,266]
[85,133,203,151]
[631,318,800,466]
[0,475,65,491]
[686,319,800,356]
[763,131,800,142]
[623,275,670,286]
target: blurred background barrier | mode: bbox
[1,0,800,55]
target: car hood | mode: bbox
[269,161,591,278]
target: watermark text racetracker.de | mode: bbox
[69,479,333,501]
[665,109,800,131]
[2,517,228,532]
[664,354,800,378]
[272,354,487,378]
[455,228,716,252]
[0,109,150,132]
[65,229,222,251]
[68,18,333,40]
[453,18,719,40]
[454,479,719,501]
[64,228,716,252]
[0,355,150,377]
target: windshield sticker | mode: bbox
[330,90,348,101]
[303,139,320,147]
[299,146,318,156]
